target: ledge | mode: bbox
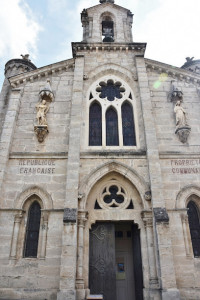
[145,58,200,86]
[72,42,146,57]
[9,152,68,159]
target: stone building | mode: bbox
[0,0,200,299]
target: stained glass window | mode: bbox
[122,102,136,146]
[96,80,125,101]
[89,102,102,146]
[106,108,119,146]
[187,201,200,257]
[24,201,41,257]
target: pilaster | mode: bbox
[136,56,180,299]
[0,87,22,201]
[58,55,85,300]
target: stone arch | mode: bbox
[87,63,136,87]
[14,185,53,210]
[79,160,150,210]
[175,184,200,209]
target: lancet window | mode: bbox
[88,77,137,147]
[24,201,41,257]
[187,200,200,257]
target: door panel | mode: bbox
[89,223,116,300]
[132,224,144,300]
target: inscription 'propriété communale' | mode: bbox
[19,159,55,174]
[171,159,200,174]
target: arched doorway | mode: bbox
[81,171,147,300]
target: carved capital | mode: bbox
[78,210,88,227]
[63,208,77,223]
[153,207,169,223]
[14,212,23,223]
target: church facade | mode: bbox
[0,1,200,299]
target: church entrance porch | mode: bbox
[89,222,143,300]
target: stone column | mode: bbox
[76,210,88,300]
[181,211,193,257]
[57,55,85,300]
[142,211,158,287]
[40,211,49,259]
[136,56,180,299]
[0,88,22,200]
[10,212,23,259]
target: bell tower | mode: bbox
[81,0,133,43]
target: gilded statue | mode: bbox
[36,100,49,126]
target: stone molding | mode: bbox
[8,58,75,88]
[72,42,146,58]
[86,62,138,85]
[79,160,150,210]
[146,58,200,86]
[5,58,37,76]
[175,184,200,209]
[14,185,53,210]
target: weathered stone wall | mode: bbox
[0,64,73,299]
[147,64,200,299]
[10,71,74,154]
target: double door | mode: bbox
[89,222,143,300]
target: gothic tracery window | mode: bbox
[106,108,119,146]
[24,201,41,257]
[88,77,137,147]
[89,102,102,146]
[187,201,200,257]
[122,102,136,146]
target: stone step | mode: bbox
[87,295,103,300]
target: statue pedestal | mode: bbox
[34,125,48,142]
[175,126,191,143]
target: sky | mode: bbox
[0,0,200,87]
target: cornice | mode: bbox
[145,58,200,86]
[72,42,146,58]
[8,58,75,88]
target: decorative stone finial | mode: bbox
[99,0,114,3]
[20,54,31,61]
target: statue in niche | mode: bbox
[174,100,188,129]
[36,100,49,126]
[174,100,191,143]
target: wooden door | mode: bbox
[89,223,116,300]
[132,224,144,300]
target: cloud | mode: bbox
[134,0,200,67]
[0,0,42,61]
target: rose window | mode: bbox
[96,80,125,101]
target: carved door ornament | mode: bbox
[174,100,191,143]
[34,79,54,142]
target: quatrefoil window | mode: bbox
[96,80,125,101]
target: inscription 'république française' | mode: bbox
[19,159,56,174]
[171,159,200,174]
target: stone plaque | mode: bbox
[63,208,77,223]
[153,208,169,223]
